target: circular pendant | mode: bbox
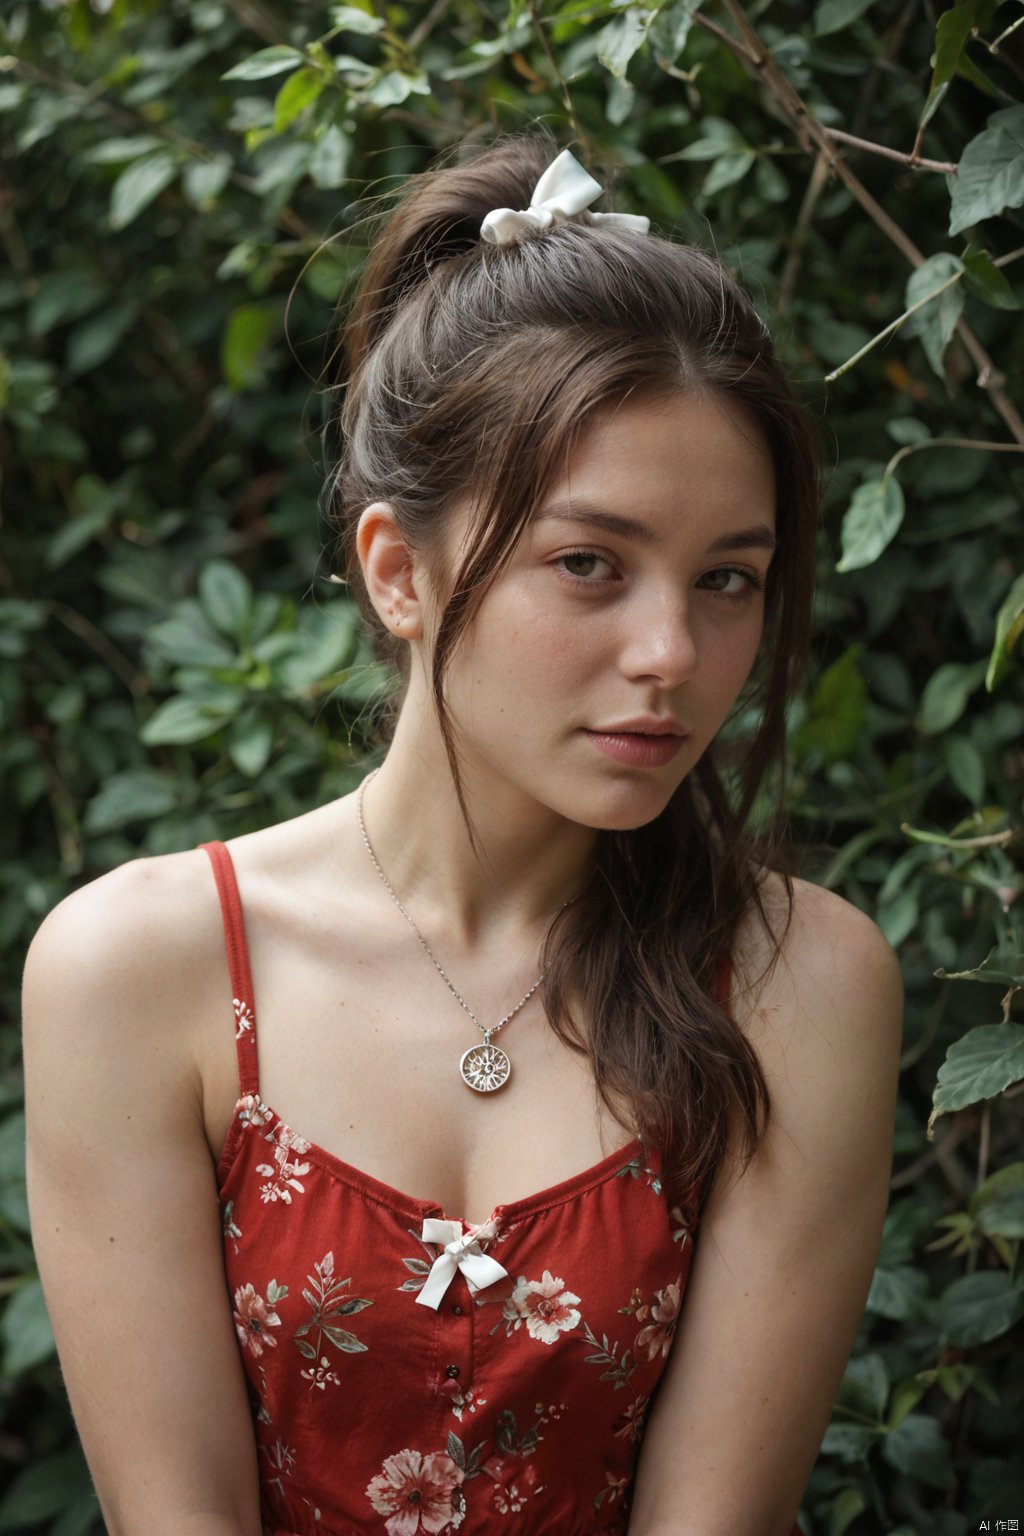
[459,1042,512,1093]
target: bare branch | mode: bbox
[825,127,958,175]
[709,0,1024,445]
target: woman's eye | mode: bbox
[554,549,617,585]
[699,566,765,603]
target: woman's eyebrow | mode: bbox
[536,499,778,553]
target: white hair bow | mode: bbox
[480,147,651,246]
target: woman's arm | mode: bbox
[22,857,263,1536]
[628,877,904,1536]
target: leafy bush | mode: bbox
[2,0,1022,1529]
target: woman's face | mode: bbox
[418,388,778,831]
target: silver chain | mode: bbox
[356,766,573,1045]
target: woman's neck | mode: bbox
[350,710,599,953]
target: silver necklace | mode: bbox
[356,767,576,1094]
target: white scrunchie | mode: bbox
[480,147,651,246]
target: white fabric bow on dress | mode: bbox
[480,147,651,246]
[415,1216,509,1310]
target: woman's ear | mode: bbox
[356,502,427,640]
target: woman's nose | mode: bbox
[619,595,699,688]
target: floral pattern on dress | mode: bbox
[365,1449,466,1534]
[294,1249,373,1388]
[255,1120,313,1205]
[236,1093,272,1129]
[364,1402,560,1532]
[630,1276,683,1362]
[234,1278,288,1357]
[490,1271,581,1343]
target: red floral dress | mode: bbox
[201,839,801,1536]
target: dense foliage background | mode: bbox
[2,0,1023,1530]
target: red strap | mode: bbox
[198,841,260,1099]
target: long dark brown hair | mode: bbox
[324,124,821,1217]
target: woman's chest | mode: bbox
[199,935,635,1228]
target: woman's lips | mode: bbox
[582,730,687,767]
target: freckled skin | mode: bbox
[428,390,777,835]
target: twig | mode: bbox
[891,1113,969,1191]
[407,0,454,52]
[704,2,1024,446]
[986,11,1024,54]
[527,1,583,149]
[898,823,1018,850]
[824,267,966,380]
[774,149,830,316]
[883,437,1024,483]
[824,127,957,175]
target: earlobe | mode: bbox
[356,501,424,639]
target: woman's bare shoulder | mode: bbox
[729,867,900,1047]
[21,846,228,1090]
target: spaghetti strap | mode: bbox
[198,841,260,1099]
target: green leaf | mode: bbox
[789,646,868,763]
[198,560,254,642]
[665,118,744,161]
[28,270,108,337]
[64,299,139,377]
[0,1112,29,1234]
[702,150,755,197]
[1,1278,54,1375]
[836,477,905,572]
[942,734,986,804]
[109,150,179,231]
[329,3,386,31]
[81,134,165,164]
[83,769,180,833]
[905,253,965,377]
[949,106,1024,235]
[834,1488,870,1534]
[273,66,326,133]
[181,157,231,209]
[229,710,274,778]
[973,1162,1024,1239]
[221,303,279,393]
[812,0,875,36]
[648,0,700,63]
[961,247,1020,309]
[310,124,351,189]
[597,7,655,79]
[0,1448,95,1530]
[880,1412,955,1489]
[835,1352,889,1423]
[917,658,988,733]
[139,695,233,746]
[931,1023,1024,1129]
[866,1264,930,1321]
[928,0,980,97]
[147,605,238,666]
[877,886,918,950]
[819,1422,880,1461]
[221,46,304,81]
[364,69,431,105]
[986,569,1024,690]
[938,1268,1024,1347]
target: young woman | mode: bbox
[23,128,903,1536]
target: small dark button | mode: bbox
[452,1305,464,1316]
[444,1363,460,1378]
